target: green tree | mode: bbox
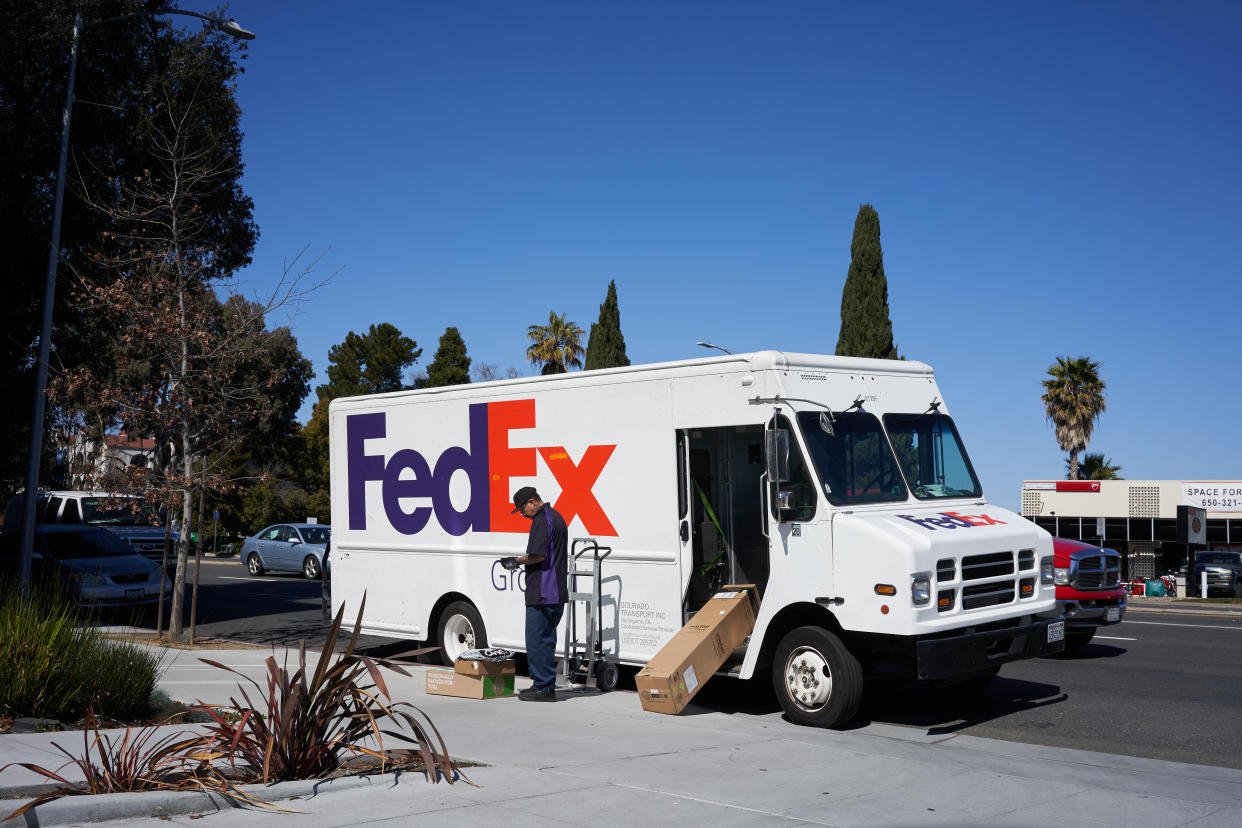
[424,326,472,388]
[584,280,630,370]
[835,204,898,360]
[1041,356,1107,481]
[526,311,584,375]
[1067,452,1122,480]
[0,1,257,496]
[317,323,422,400]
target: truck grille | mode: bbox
[937,550,1034,613]
[1074,552,1121,589]
[961,552,1013,580]
[962,580,1016,609]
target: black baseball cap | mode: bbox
[511,486,540,513]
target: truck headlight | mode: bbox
[911,575,931,606]
[1040,557,1054,585]
[1054,567,1071,586]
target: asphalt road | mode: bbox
[137,563,1242,769]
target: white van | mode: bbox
[328,351,1063,727]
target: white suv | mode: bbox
[4,490,178,570]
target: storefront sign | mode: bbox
[1182,484,1242,512]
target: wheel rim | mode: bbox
[248,555,260,574]
[784,645,832,712]
[304,557,318,578]
[442,614,476,661]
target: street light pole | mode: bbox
[696,341,734,355]
[17,8,255,598]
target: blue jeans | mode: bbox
[525,603,564,692]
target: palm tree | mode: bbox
[526,311,585,375]
[1041,356,1106,480]
[1066,452,1122,480]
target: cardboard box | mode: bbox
[635,585,758,715]
[454,658,516,677]
[425,669,514,699]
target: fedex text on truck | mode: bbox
[346,399,617,536]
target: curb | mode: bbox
[0,769,456,827]
[1125,601,1242,616]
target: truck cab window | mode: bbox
[883,413,981,499]
[796,411,906,506]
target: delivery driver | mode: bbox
[499,487,568,702]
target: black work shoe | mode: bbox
[518,687,556,702]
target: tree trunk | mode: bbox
[1069,450,1080,481]
[169,286,192,640]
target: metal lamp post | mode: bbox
[696,341,734,355]
[17,8,255,597]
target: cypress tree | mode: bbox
[584,280,631,370]
[425,326,472,387]
[835,204,899,359]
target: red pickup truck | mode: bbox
[1051,537,1127,654]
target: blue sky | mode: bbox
[201,1,1239,509]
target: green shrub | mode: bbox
[0,582,165,721]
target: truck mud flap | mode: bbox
[915,618,1065,680]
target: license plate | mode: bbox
[1106,607,1120,623]
[125,588,144,601]
[1047,621,1065,643]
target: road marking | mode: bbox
[1124,620,1242,631]
[218,576,280,582]
[1095,635,1137,641]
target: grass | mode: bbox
[0,581,165,722]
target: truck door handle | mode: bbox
[680,520,689,543]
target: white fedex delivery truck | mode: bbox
[329,351,1063,727]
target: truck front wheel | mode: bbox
[772,626,863,729]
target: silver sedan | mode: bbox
[240,523,331,579]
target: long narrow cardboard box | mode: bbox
[635,585,758,715]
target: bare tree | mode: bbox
[50,77,326,640]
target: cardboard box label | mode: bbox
[426,669,514,699]
[683,664,699,694]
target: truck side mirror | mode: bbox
[766,429,790,484]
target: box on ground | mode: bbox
[635,585,759,715]
[425,669,514,699]
[454,658,516,677]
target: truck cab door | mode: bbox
[764,413,827,598]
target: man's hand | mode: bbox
[499,556,519,571]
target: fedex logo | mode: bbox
[346,399,616,536]
[898,511,1007,530]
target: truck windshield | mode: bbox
[796,411,907,505]
[883,413,981,499]
[82,497,163,527]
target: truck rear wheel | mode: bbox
[436,601,486,666]
[772,626,863,729]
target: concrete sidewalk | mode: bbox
[3,640,1241,828]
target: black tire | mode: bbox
[771,625,864,728]
[595,661,620,693]
[302,554,322,580]
[929,665,1000,695]
[1063,629,1095,654]
[435,601,487,666]
[247,553,264,576]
